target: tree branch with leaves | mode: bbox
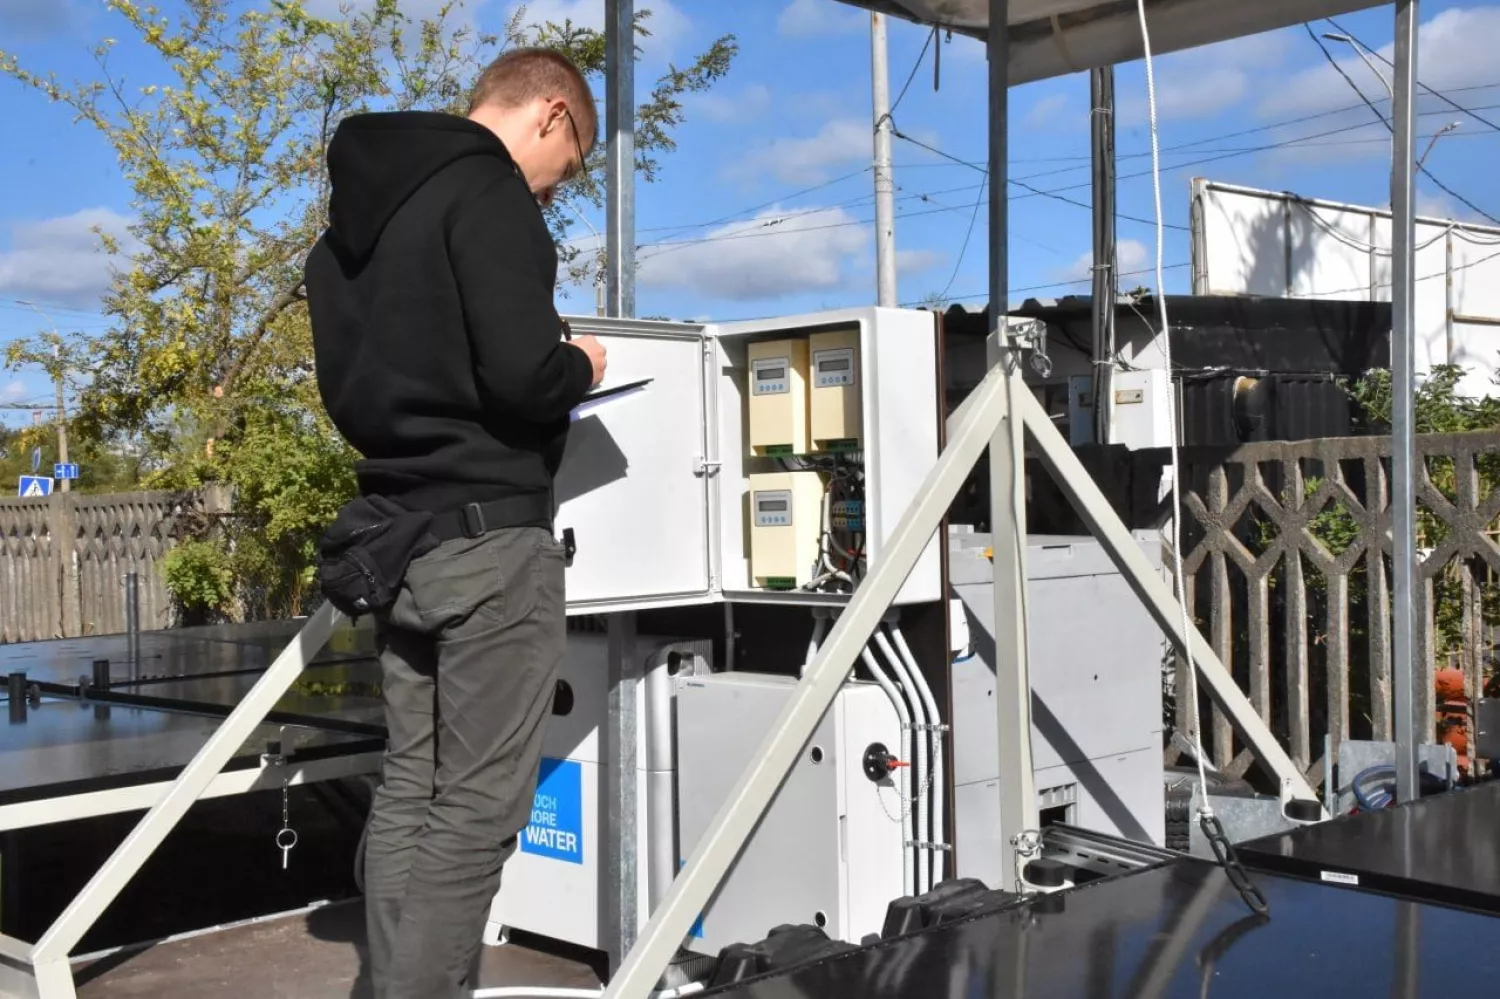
[1,0,737,618]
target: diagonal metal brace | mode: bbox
[1018,385,1321,807]
[23,603,346,998]
[603,360,1017,999]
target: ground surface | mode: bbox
[74,900,603,999]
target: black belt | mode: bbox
[429,493,553,542]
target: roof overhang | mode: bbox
[832,0,1387,86]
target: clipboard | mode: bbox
[571,377,653,421]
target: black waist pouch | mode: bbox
[316,496,439,617]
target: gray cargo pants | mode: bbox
[362,526,568,999]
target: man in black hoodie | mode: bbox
[304,48,606,998]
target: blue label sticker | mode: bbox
[680,858,705,938]
[520,757,583,864]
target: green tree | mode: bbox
[1,0,736,618]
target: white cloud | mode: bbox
[1056,239,1149,288]
[1025,94,1070,130]
[1119,30,1288,125]
[1,381,28,404]
[638,205,867,301]
[725,118,870,187]
[1259,7,1500,120]
[503,0,690,57]
[0,208,136,312]
[897,248,944,276]
[778,0,864,38]
[691,84,772,124]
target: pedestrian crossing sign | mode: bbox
[18,475,53,498]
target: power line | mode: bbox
[887,124,1191,230]
[1303,24,1500,226]
[887,28,935,119]
[1323,17,1500,135]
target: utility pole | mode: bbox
[1089,66,1117,446]
[54,341,69,493]
[871,13,897,307]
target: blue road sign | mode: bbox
[30,447,41,474]
[54,463,79,480]
[18,476,52,498]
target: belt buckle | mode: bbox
[461,502,487,539]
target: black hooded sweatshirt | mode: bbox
[305,111,593,517]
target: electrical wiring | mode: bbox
[1304,25,1500,227]
[1324,17,1500,136]
[1135,0,1267,918]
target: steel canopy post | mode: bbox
[1390,0,1421,804]
[603,0,642,974]
[985,0,1039,890]
[605,0,635,318]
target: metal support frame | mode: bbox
[601,352,1322,998]
[1389,0,1421,805]
[1,602,345,999]
[603,612,640,972]
[984,0,1037,892]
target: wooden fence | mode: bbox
[0,488,226,643]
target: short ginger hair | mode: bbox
[468,48,597,144]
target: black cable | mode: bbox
[938,178,986,300]
[886,28,936,122]
[889,124,1191,231]
[1304,25,1500,226]
[1325,16,1500,135]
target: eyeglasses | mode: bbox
[562,107,588,185]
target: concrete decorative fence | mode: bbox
[0,489,226,643]
[1169,430,1500,786]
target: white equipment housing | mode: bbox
[551,308,942,614]
[673,673,906,954]
[485,634,712,950]
[948,531,1168,887]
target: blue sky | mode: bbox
[3,0,1499,423]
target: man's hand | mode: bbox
[571,334,607,387]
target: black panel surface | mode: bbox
[0,621,384,803]
[1237,783,1500,914]
[699,859,1500,998]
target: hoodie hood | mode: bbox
[323,111,517,266]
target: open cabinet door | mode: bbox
[554,317,717,613]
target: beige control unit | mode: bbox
[746,339,811,456]
[808,329,862,452]
[747,471,826,589]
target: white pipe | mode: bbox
[888,623,946,886]
[872,628,928,894]
[859,645,914,899]
[800,609,830,678]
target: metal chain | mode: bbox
[1200,814,1270,916]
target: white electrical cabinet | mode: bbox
[485,633,712,951]
[673,673,906,956]
[553,307,942,615]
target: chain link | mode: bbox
[1201,814,1270,916]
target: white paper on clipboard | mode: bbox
[570,378,653,422]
